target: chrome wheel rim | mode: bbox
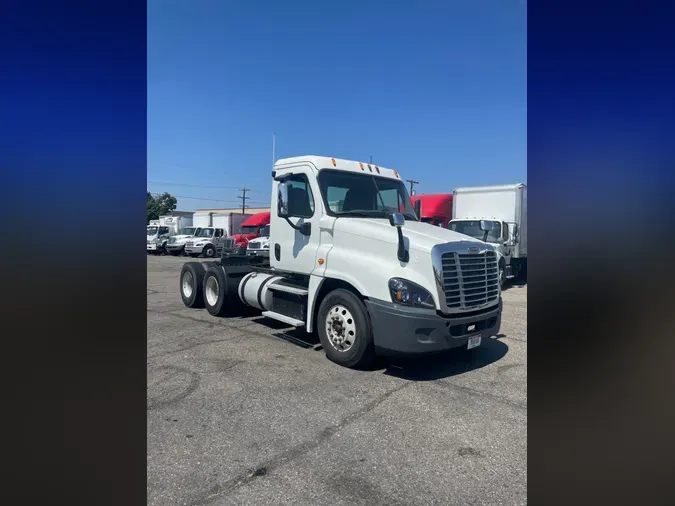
[325,304,356,352]
[182,271,193,298]
[205,276,219,306]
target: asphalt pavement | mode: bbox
[147,254,527,506]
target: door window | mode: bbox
[286,174,315,218]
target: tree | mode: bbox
[147,192,177,223]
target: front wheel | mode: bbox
[203,244,217,258]
[317,289,375,369]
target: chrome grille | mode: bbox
[248,242,260,250]
[441,251,499,309]
[186,241,193,247]
[223,238,236,249]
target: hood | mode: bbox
[333,218,487,254]
[232,233,257,243]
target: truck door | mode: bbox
[501,222,512,263]
[271,169,321,275]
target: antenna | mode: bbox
[272,133,276,168]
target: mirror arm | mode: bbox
[397,228,409,262]
[283,216,311,236]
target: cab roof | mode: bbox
[410,193,453,218]
[241,211,271,227]
[274,155,403,181]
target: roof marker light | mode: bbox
[367,164,372,172]
[375,166,380,173]
[331,158,336,166]
[394,171,400,178]
[359,162,364,170]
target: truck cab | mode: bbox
[166,226,202,256]
[147,223,172,254]
[246,224,270,258]
[178,156,502,369]
[448,184,527,286]
[231,212,271,249]
[410,193,453,228]
[184,227,227,258]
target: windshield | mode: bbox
[147,226,158,235]
[318,170,418,220]
[197,228,214,237]
[183,227,197,236]
[260,225,270,237]
[448,220,502,243]
[240,225,258,234]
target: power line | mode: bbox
[147,181,267,194]
[148,192,269,206]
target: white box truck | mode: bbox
[147,214,194,254]
[177,155,503,369]
[448,184,527,285]
[192,211,252,237]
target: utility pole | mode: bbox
[238,188,250,214]
[406,179,419,196]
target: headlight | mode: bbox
[388,278,435,309]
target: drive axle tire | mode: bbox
[317,289,375,369]
[202,265,241,317]
[180,262,206,308]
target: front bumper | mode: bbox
[166,243,185,251]
[365,297,502,355]
[147,243,159,251]
[184,246,204,254]
[247,249,269,257]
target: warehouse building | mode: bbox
[195,207,270,214]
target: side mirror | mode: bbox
[277,182,290,218]
[479,220,495,232]
[413,199,422,220]
[389,212,405,228]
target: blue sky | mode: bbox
[148,0,526,211]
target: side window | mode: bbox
[214,229,222,238]
[503,223,509,242]
[286,174,315,218]
[159,227,169,235]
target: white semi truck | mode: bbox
[448,184,527,286]
[178,156,502,369]
[246,224,270,258]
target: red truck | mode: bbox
[410,194,453,227]
[230,211,271,248]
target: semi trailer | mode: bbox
[178,155,502,369]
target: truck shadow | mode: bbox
[251,317,509,381]
[379,337,509,381]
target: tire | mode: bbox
[317,288,375,369]
[499,260,506,288]
[180,262,206,308]
[202,265,239,317]
[203,244,217,258]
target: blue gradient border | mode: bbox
[0,2,147,504]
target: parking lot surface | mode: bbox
[147,255,527,505]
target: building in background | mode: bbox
[195,207,269,214]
